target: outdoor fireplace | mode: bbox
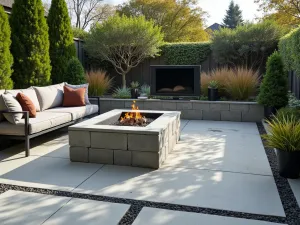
[150,65,201,96]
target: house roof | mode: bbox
[0,0,13,8]
[206,23,224,32]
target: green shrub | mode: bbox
[0,6,13,89]
[258,51,288,108]
[48,0,76,84]
[208,80,218,89]
[279,27,300,74]
[212,20,284,69]
[288,92,300,109]
[112,87,131,99]
[161,42,211,65]
[140,84,150,96]
[275,107,300,122]
[65,57,85,85]
[10,0,51,88]
[73,27,88,40]
[85,70,113,96]
[130,81,140,89]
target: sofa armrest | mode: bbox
[88,96,100,115]
[0,111,29,136]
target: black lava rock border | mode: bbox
[257,122,300,225]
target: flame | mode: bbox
[120,100,145,123]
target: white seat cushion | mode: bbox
[0,112,72,136]
[46,105,98,120]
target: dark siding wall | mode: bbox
[289,71,300,99]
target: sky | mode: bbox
[103,0,263,27]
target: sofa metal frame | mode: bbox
[0,97,100,157]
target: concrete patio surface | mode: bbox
[0,119,299,224]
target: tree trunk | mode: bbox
[122,74,126,88]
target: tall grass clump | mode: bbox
[225,67,259,100]
[200,71,211,96]
[85,70,113,96]
[262,115,300,152]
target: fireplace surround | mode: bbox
[150,65,201,96]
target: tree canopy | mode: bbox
[0,5,13,89]
[117,0,209,42]
[85,15,164,88]
[10,0,51,88]
[255,0,300,28]
[48,0,76,84]
[223,0,243,29]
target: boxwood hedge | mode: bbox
[161,42,211,65]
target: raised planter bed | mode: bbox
[93,98,264,122]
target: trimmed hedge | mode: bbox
[161,42,211,65]
[279,28,300,74]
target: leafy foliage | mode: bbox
[73,27,88,40]
[85,15,164,88]
[65,57,85,85]
[262,115,300,152]
[112,87,131,99]
[288,92,300,109]
[278,27,300,74]
[208,80,218,89]
[0,6,13,89]
[140,84,150,96]
[223,0,243,29]
[48,0,76,84]
[258,51,288,108]
[255,0,300,28]
[211,20,284,69]
[10,0,51,88]
[117,0,209,42]
[162,42,211,65]
[86,70,113,96]
[130,81,140,89]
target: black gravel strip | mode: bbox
[118,205,143,225]
[257,122,300,225]
[0,183,286,224]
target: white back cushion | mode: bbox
[6,88,41,112]
[33,83,65,111]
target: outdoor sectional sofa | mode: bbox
[0,83,100,157]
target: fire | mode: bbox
[120,101,147,125]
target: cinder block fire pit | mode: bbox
[68,106,181,169]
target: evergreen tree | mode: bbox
[65,57,85,85]
[258,51,288,108]
[0,6,13,89]
[223,0,243,29]
[10,0,51,88]
[48,0,76,84]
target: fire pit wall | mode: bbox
[69,110,181,169]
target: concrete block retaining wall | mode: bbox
[93,98,264,122]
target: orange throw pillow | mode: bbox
[16,93,37,118]
[63,86,86,107]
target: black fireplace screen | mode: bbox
[150,65,200,96]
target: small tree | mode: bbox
[223,0,243,29]
[0,6,13,89]
[85,15,164,88]
[65,57,85,84]
[10,0,51,88]
[258,51,288,108]
[48,0,76,84]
